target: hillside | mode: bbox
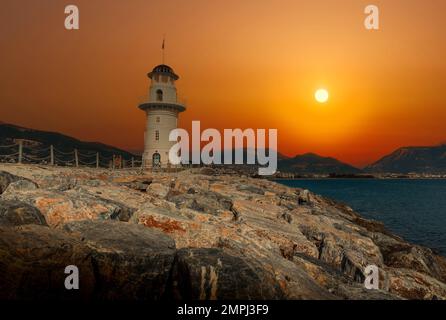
[279,153,362,174]
[366,145,446,173]
[0,122,136,158]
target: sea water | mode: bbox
[277,179,446,256]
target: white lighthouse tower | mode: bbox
[138,64,186,168]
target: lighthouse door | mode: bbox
[152,152,161,167]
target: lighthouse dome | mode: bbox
[148,64,179,80]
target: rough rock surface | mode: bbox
[63,220,177,300]
[0,165,445,300]
[0,200,47,227]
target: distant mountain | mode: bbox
[0,122,136,158]
[365,144,446,173]
[278,153,362,174]
[277,152,290,161]
[185,148,288,163]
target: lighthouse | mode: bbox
[138,64,186,168]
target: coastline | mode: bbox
[276,178,446,257]
[272,175,446,180]
[1,164,446,300]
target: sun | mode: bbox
[315,89,329,103]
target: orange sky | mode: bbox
[1,0,446,167]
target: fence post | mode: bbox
[96,153,99,168]
[50,145,54,165]
[74,149,79,167]
[18,140,23,164]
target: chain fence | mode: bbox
[0,140,143,170]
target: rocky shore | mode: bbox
[1,164,446,300]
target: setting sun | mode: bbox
[315,89,329,103]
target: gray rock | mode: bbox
[1,188,136,227]
[118,178,153,192]
[298,189,311,204]
[280,212,293,224]
[0,225,95,300]
[147,182,170,198]
[63,220,176,300]
[236,184,265,195]
[3,179,38,195]
[0,220,178,301]
[168,248,285,300]
[197,167,217,176]
[0,200,47,227]
[375,234,446,284]
[167,190,233,215]
[0,170,36,194]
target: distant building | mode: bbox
[138,64,186,168]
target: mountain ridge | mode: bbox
[0,122,136,158]
[365,144,446,173]
[278,152,362,174]
[3,121,446,174]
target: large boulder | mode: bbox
[375,234,446,284]
[0,220,178,300]
[116,177,153,192]
[0,200,47,227]
[0,170,37,194]
[147,182,170,198]
[63,220,176,300]
[385,268,446,300]
[2,179,38,195]
[168,248,285,300]
[166,189,233,216]
[2,188,134,227]
[0,225,95,300]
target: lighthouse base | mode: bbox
[142,149,177,169]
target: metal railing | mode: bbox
[137,95,187,107]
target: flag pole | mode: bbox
[162,35,165,64]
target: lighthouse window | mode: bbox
[156,116,160,123]
[156,89,163,101]
[155,130,160,141]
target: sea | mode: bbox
[277,179,446,256]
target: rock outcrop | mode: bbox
[0,165,445,300]
[0,200,47,227]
